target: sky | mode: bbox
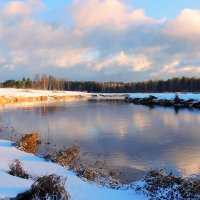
[0,0,200,82]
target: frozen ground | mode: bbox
[0,139,146,200]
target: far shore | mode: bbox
[1,88,200,110]
[0,88,129,106]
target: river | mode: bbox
[1,99,200,183]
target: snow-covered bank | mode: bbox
[127,93,200,109]
[0,88,90,98]
[0,139,145,200]
[0,88,128,105]
[129,93,200,101]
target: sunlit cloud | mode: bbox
[1,0,44,17]
[71,0,155,30]
[163,9,200,41]
[0,0,199,81]
[95,52,151,72]
[152,60,200,77]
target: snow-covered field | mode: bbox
[129,93,200,101]
[0,139,145,200]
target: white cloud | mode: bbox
[152,60,200,77]
[72,0,154,30]
[164,9,200,41]
[0,0,200,81]
[95,52,151,72]
[2,0,44,17]
[46,49,91,68]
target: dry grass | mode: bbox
[135,169,200,200]
[44,147,122,188]
[44,145,80,167]
[18,132,39,154]
[74,165,121,188]
[31,174,69,200]
[8,159,30,179]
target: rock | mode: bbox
[126,95,200,109]
[11,190,32,200]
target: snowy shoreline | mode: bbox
[1,88,200,105]
[0,139,144,200]
[127,93,200,109]
[1,139,199,199]
[0,88,128,105]
[128,93,200,101]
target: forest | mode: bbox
[1,75,200,93]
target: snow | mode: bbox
[0,139,146,200]
[0,88,90,98]
[0,89,200,101]
[0,88,128,100]
[129,93,200,101]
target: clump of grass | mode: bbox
[44,146,121,188]
[75,166,97,181]
[8,159,30,179]
[134,169,200,200]
[71,154,121,188]
[31,174,69,200]
[44,145,80,167]
[18,132,39,154]
[74,165,121,188]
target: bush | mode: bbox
[44,146,121,188]
[9,159,30,179]
[18,132,39,154]
[31,174,69,200]
[44,145,80,167]
[134,169,200,200]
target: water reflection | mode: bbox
[1,100,200,182]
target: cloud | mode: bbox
[2,0,44,17]
[152,60,200,77]
[46,48,91,68]
[95,52,151,72]
[164,9,200,41]
[72,0,154,30]
[0,0,200,81]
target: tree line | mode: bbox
[1,75,200,93]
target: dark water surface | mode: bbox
[1,100,200,183]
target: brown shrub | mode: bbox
[44,146,121,188]
[18,132,39,154]
[135,169,200,200]
[75,166,97,181]
[9,159,30,179]
[73,165,121,188]
[31,174,69,200]
[44,145,80,167]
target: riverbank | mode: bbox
[0,88,128,106]
[0,88,90,105]
[1,89,200,108]
[0,139,145,200]
[1,139,200,199]
[127,93,200,109]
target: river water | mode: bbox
[1,99,200,183]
